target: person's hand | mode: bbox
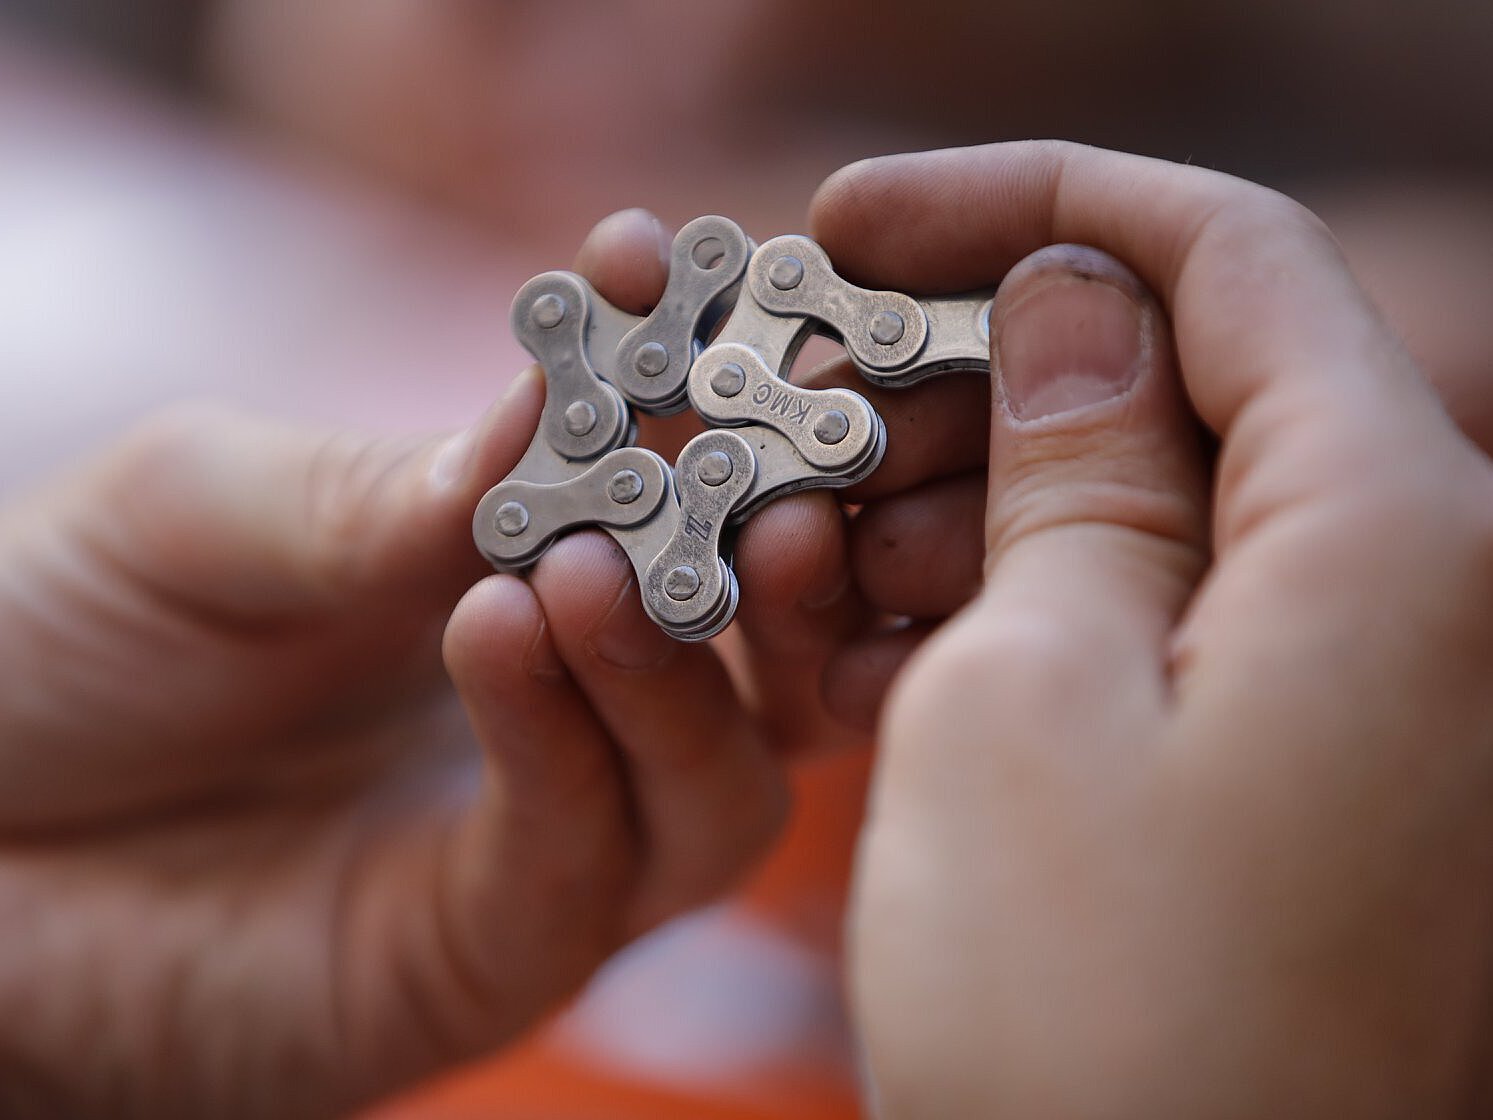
[811,141,1493,1115]
[0,211,863,1119]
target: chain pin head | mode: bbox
[870,310,905,346]
[563,400,598,436]
[494,501,530,537]
[531,293,567,329]
[813,410,850,446]
[710,362,746,398]
[697,451,734,486]
[664,564,702,601]
[768,255,805,291]
[634,341,670,377]
[608,469,644,504]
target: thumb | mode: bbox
[70,209,675,620]
[75,373,544,618]
[952,244,1210,723]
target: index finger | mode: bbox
[810,141,1444,452]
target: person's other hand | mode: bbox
[0,211,854,1118]
[814,142,1493,1115]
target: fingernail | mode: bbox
[996,274,1147,422]
[522,616,568,684]
[429,367,540,492]
[430,427,476,491]
[586,576,676,671]
[651,214,672,268]
[800,567,851,612]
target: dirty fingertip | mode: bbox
[574,208,672,314]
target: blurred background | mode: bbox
[1,2,1490,1116]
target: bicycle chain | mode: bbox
[473,215,994,641]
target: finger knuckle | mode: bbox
[302,433,421,594]
[989,469,1205,568]
[1192,185,1343,295]
[105,401,234,491]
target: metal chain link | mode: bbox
[473,215,994,641]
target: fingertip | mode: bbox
[807,162,855,237]
[822,623,932,733]
[996,243,1155,311]
[850,473,986,619]
[735,492,847,611]
[573,208,672,315]
[808,158,896,289]
[991,244,1163,427]
[733,493,868,660]
[808,154,888,246]
[529,532,632,628]
[991,243,1172,430]
[445,573,563,688]
[530,531,678,671]
[810,149,1002,290]
[436,365,547,502]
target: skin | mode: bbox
[2,137,1492,1119]
[0,214,862,1119]
[809,141,1493,1117]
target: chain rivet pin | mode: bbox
[634,341,669,377]
[608,469,644,504]
[710,362,746,398]
[697,451,734,486]
[813,410,850,446]
[494,501,530,537]
[531,293,567,329]
[768,255,805,291]
[563,400,598,437]
[664,565,702,601]
[870,310,905,346]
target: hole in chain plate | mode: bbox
[691,237,726,270]
[791,334,844,377]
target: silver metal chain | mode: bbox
[473,215,994,641]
